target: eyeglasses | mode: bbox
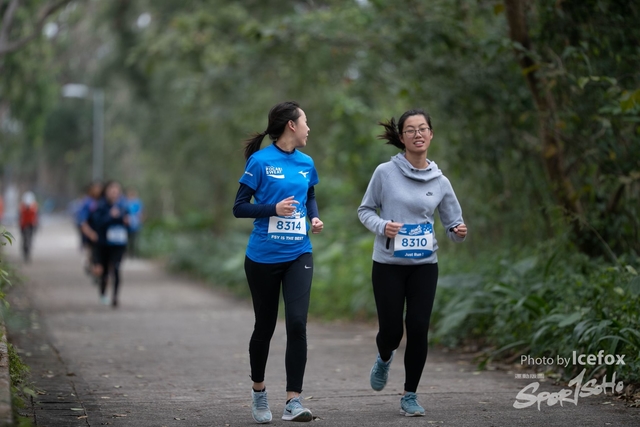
[403,127,432,137]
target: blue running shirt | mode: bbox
[239,144,319,263]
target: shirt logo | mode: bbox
[244,171,253,177]
[426,192,433,196]
[266,165,285,179]
[299,171,309,178]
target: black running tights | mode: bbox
[372,261,438,393]
[99,245,126,301]
[244,253,313,393]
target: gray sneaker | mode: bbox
[370,351,395,391]
[251,389,272,424]
[282,396,312,422]
[400,392,425,416]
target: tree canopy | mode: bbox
[1,0,639,257]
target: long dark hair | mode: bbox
[377,109,433,150]
[244,101,302,160]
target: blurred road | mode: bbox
[2,217,638,426]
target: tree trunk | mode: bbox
[503,0,583,222]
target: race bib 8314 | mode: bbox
[267,216,307,243]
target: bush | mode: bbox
[432,241,640,383]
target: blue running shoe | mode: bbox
[251,389,272,424]
[281,396,312,422]
[370,351,394,391]
[400,392,425,417]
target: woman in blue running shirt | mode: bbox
[233,101,323,424]
[358,109,467,417]
[88,181,130,308]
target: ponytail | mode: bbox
[243,101,301,160]
[377,108,432,151]
[377,117,404,149]
[244,131,268,160]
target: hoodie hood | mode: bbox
[391,153,442,183]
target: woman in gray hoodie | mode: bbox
[358,108,467,416]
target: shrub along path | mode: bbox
[3,217,639,426]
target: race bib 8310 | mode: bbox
[393,223,434,258]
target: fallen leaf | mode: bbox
[77,415,88,419]
[70,408,84,411]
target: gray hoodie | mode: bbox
[358,153,465,265]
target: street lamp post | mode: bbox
[62,84,105,181]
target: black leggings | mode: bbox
[21,225,35,261]
[244,253,313,393]
[99,245,126,301]
[372,261,438,393]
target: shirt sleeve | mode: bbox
[357,166,389,237]
[309,162,319,187]
[437,176,466,243]
[305,186,319,220]
[232,183,277,218]
[238,156,262,190]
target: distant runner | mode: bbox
[88,181,129,307]
[19,191,39,263]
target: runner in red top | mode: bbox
[19,191,38,262]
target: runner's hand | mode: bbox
[384,221,403,238]
[276,196,299,216]
[451,223,467,238]
[311,217,323,234]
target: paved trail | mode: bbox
[3,218,638,426]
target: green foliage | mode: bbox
[139,222,250,298]
[7,341,35,426]
[0,229,14,299]
[0,231,33,424]
[432,240,640,383]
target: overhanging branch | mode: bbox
[0,0,75,56]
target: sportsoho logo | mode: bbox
[513,351,626,411]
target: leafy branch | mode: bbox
[0,0,77,56]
